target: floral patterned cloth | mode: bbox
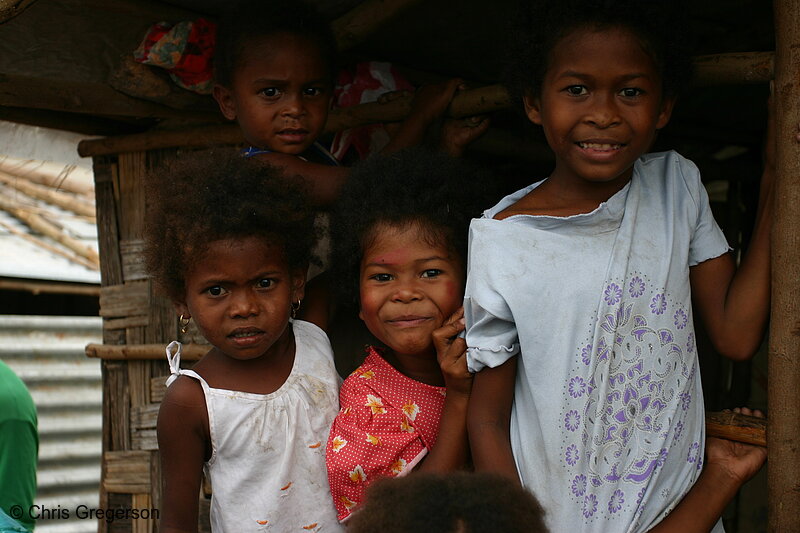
[465,151,730,533]
[326,347,446,521]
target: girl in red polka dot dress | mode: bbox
[323,149,493,522]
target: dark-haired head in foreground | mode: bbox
[347,472,548,533]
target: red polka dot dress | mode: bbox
[325,346,447,521]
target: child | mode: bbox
[212,0,488,206]
[324,149,493,521]
[144,152,343,532]
[346,472,548,533]
[465,2,773,531]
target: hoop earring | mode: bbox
[179,314,191,334]
[291,299,301,319]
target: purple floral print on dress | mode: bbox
[673,420,684,443]
[572,474,587,497]
[566,444,580,466]
[686,333,695,353]
[650,293,667,315]
[687,441,700,464]
[674,308,688,330]
[604,283,623,305]
[565,410,581,432]
[581,343,592,366]
[636,487,646,505]
[629,276,646,298]
[583,494,598,518]
[679,392,691,411]
[569,376,587,398]
[608,489,625,514]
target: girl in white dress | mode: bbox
[144,151,343,533]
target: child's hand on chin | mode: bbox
[432,307,472,397]
[705,407,767,485]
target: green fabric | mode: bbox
[0,361,38,532]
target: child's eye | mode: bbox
[421,269,442,279]
[303,87,324,97]
[369,273,393,282]
[565,85,588,96]
[206,286,227,297]
[619,87,643,98]
[260,87,280,98]
[256,279,274,289]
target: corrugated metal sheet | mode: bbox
[0,315,102,533]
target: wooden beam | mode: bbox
[692,51,774,85]
[705,411,767,447]
[85,343,209,361]
[0,277,100,296]
[0,74,220,121]
[769,1,800,531]
[332,0,424,51]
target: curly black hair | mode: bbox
[144,150,316,302]
[213,0,337,88]
[504,0,693,106]
[331,148,495,305]
[347,472,548,533]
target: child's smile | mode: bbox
[358,223,464,361]
[176,236,304,361]
[524,26,674,195]
[214,32,332,155]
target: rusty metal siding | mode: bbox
[0,315,102,533]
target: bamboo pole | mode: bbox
[769,1,800,531]
[705,411,767,447]
[0,171,95,218]
[0,190,100,267]
[333,0,423,51]
[0,156,94,196]
[77,51,775,157]
[0,220,99,270]
[85,343,209,361]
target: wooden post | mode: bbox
[769,1,800,531]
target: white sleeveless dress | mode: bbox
[165,319,344,532]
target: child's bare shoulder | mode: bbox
[160,374,205,411]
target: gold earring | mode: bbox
[179,314,191,334]
[291,299,301,319]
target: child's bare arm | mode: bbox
[254,152,350,207]
[689,100,778,361]
[417,309,472,472]
[467,356,520,483]
[157,378,210,533]
[381,78,463,154]
[648,408,767,532]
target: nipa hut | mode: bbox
[0,0,796,531]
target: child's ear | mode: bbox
[523,92,543,125]
[173,301,190,319]
[656,96,677,130]
[291,267,308,303]
[213,84,237,121]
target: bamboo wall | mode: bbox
[92,151,212,533]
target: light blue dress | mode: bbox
[465,151,730,532]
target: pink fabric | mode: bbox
[330,62,414,160]
[326,346,446,521]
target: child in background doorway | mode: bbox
[324,149,495,521]
[212,0,488,207]
[465,1,774,531]
[145,152,343,532]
